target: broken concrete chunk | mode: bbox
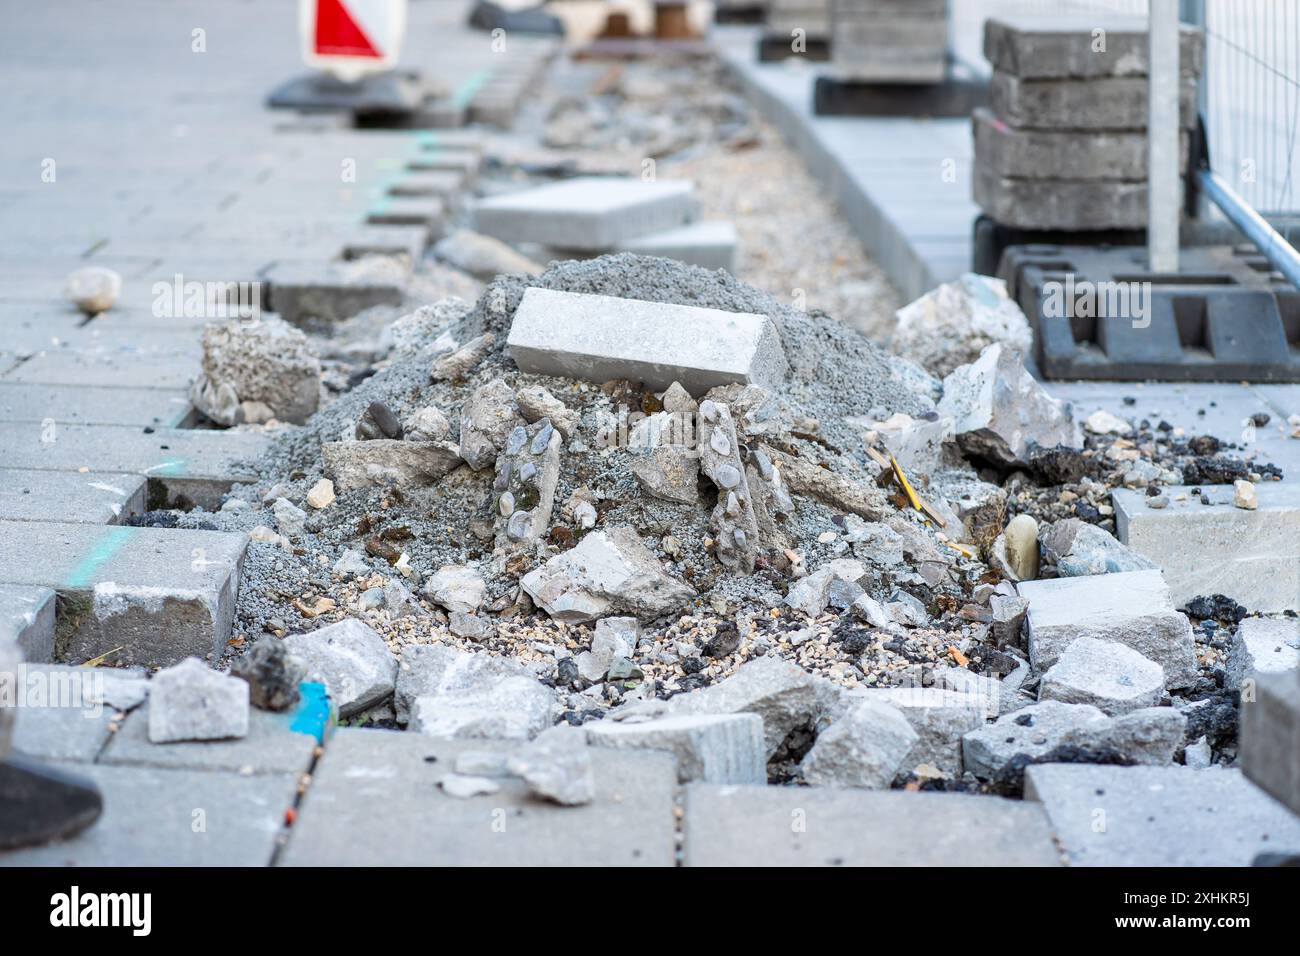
[762,445,890,521]
[272,497,307,540]
[148,658,249,743]
[858,687,988,777]
[506,288,789,395]
[799,698,919,789]
[493,418,562,549]
[1041,517,1156,576]
[422,565,487,614]
[962,700,1109,779]
[785,559,867,618]
[630,444,701,504]
[403,406,452,443]
[431,332,494,382]
[515,385,579,439]
[1227,617,1300,690]
[1060,706,1186,766]
[586,713,765,783]
[191,316,321,426]
[1018,569,1198,688]
[402,644,554,739]
[282,618,397,718]
[433,228,543,278]
[989,593,1029,647]
[459,378,522,471]
[587,617,639,676]
[698,400,761,572]
[505,726,595,805]
[230,636,306,712]
[891,273,1033,379]
[520,526,695,623]
[937,343,1081,467]
[855,412,954,477]
[658,655,838,759]
[1039,637,1165,715]
[322,439,461,492]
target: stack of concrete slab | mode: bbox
[827,0,948,84]
[471,177,738,272]
[973,16,1203,230]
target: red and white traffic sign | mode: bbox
[299,0,407,81]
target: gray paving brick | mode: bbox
[983,15,1205,80]
[1114,483,1300,613]
[4,330,200,390]
[0,381,192,426]
[9,668,128,762]
[264,261,407,326]
[279,728,676,866]
[473,177,697,251]
[100,703,317,777]
[0,763,296,866]
[0,423,266,508]
[1240,671,1300,816]
[1025,764,1300,866]
[341,225,429,262]
[682,784,1062,866]
[385,169,468,201]
[616,220,738,271]
[0,584,56,660]
[0,520,246,668]
[0,468,146,524]
[365,195,447,232]
[506,287,789,395]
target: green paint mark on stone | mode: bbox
[64,525,135,589]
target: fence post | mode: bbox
[1148,0,1181,273]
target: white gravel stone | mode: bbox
[64,266,121,314]
[423,565,487,615]
[282,619,397,718]
[1039,637,1165,715]
[147,658,249,743]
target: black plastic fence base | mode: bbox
[266,71,427,117]
[715,5,767,25]
[998,241,1300,382]
[973,214,1146,277]
[758,34,830,62]
[0,756,103,850]
[813,74,988,117]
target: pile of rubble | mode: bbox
[155,251,1288,799]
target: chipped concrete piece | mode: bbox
[630,444,701,504]
[423,565,487,615]
[433,229,543,278]
[800,698,918,789]
[1060,706,1185,766]
[962,700,1109,779]
[282,618,397,718]
[698,399,761,572]
[784,559,867,618]
[506,728,595,805]
[493,418,562,549]
[520,526,695,623]
[586,713,765,783]
[473,177,697,250]
[403,645,555,740]
[938,343,1081,468]
[1039,637,1165,715]
[616,220,738,272]
[1017,569,1198,688]
[431,332,495,382]
[858,686,988,777]
[507,288,789,396]
[515,385,579,439]
[891,273,1032,379]
[1041,517,1155,576]
[322,439,461,492]
[1227,617,1300,690]
[148,658,249,743]
[191,316,320,426]
[459,378,521,471]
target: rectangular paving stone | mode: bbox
[0,423,266,509]
[0,468,146,525]
[0,520,247,668]
[0,763,296,866]
[473,177,697,251]
[507,287,789,395]
[0,381,192,426]
[1017,569,1198,688]
[0,584,55,661]
[1114,483,1300,613]
[1239,671,1300,816]
[4,331,201,390]
[989,71,1198,131]
[264,261,406,327]
[340,224,429,262]
[279,728,676,866]
[617,220,737,271]
[983,15,1205,80]
[101,704,317,777]
[365,195,447,232]
[385,169,467,201]
[682,784,1062,866]
[406,150,481,183]
[973,162,1149,230]
[1025,764,1300,866]
[974,107,1188,181]
[7,663,146,761]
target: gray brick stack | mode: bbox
[828,0,948,84]
[973,16,1204,230]
[768,0,829,39]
